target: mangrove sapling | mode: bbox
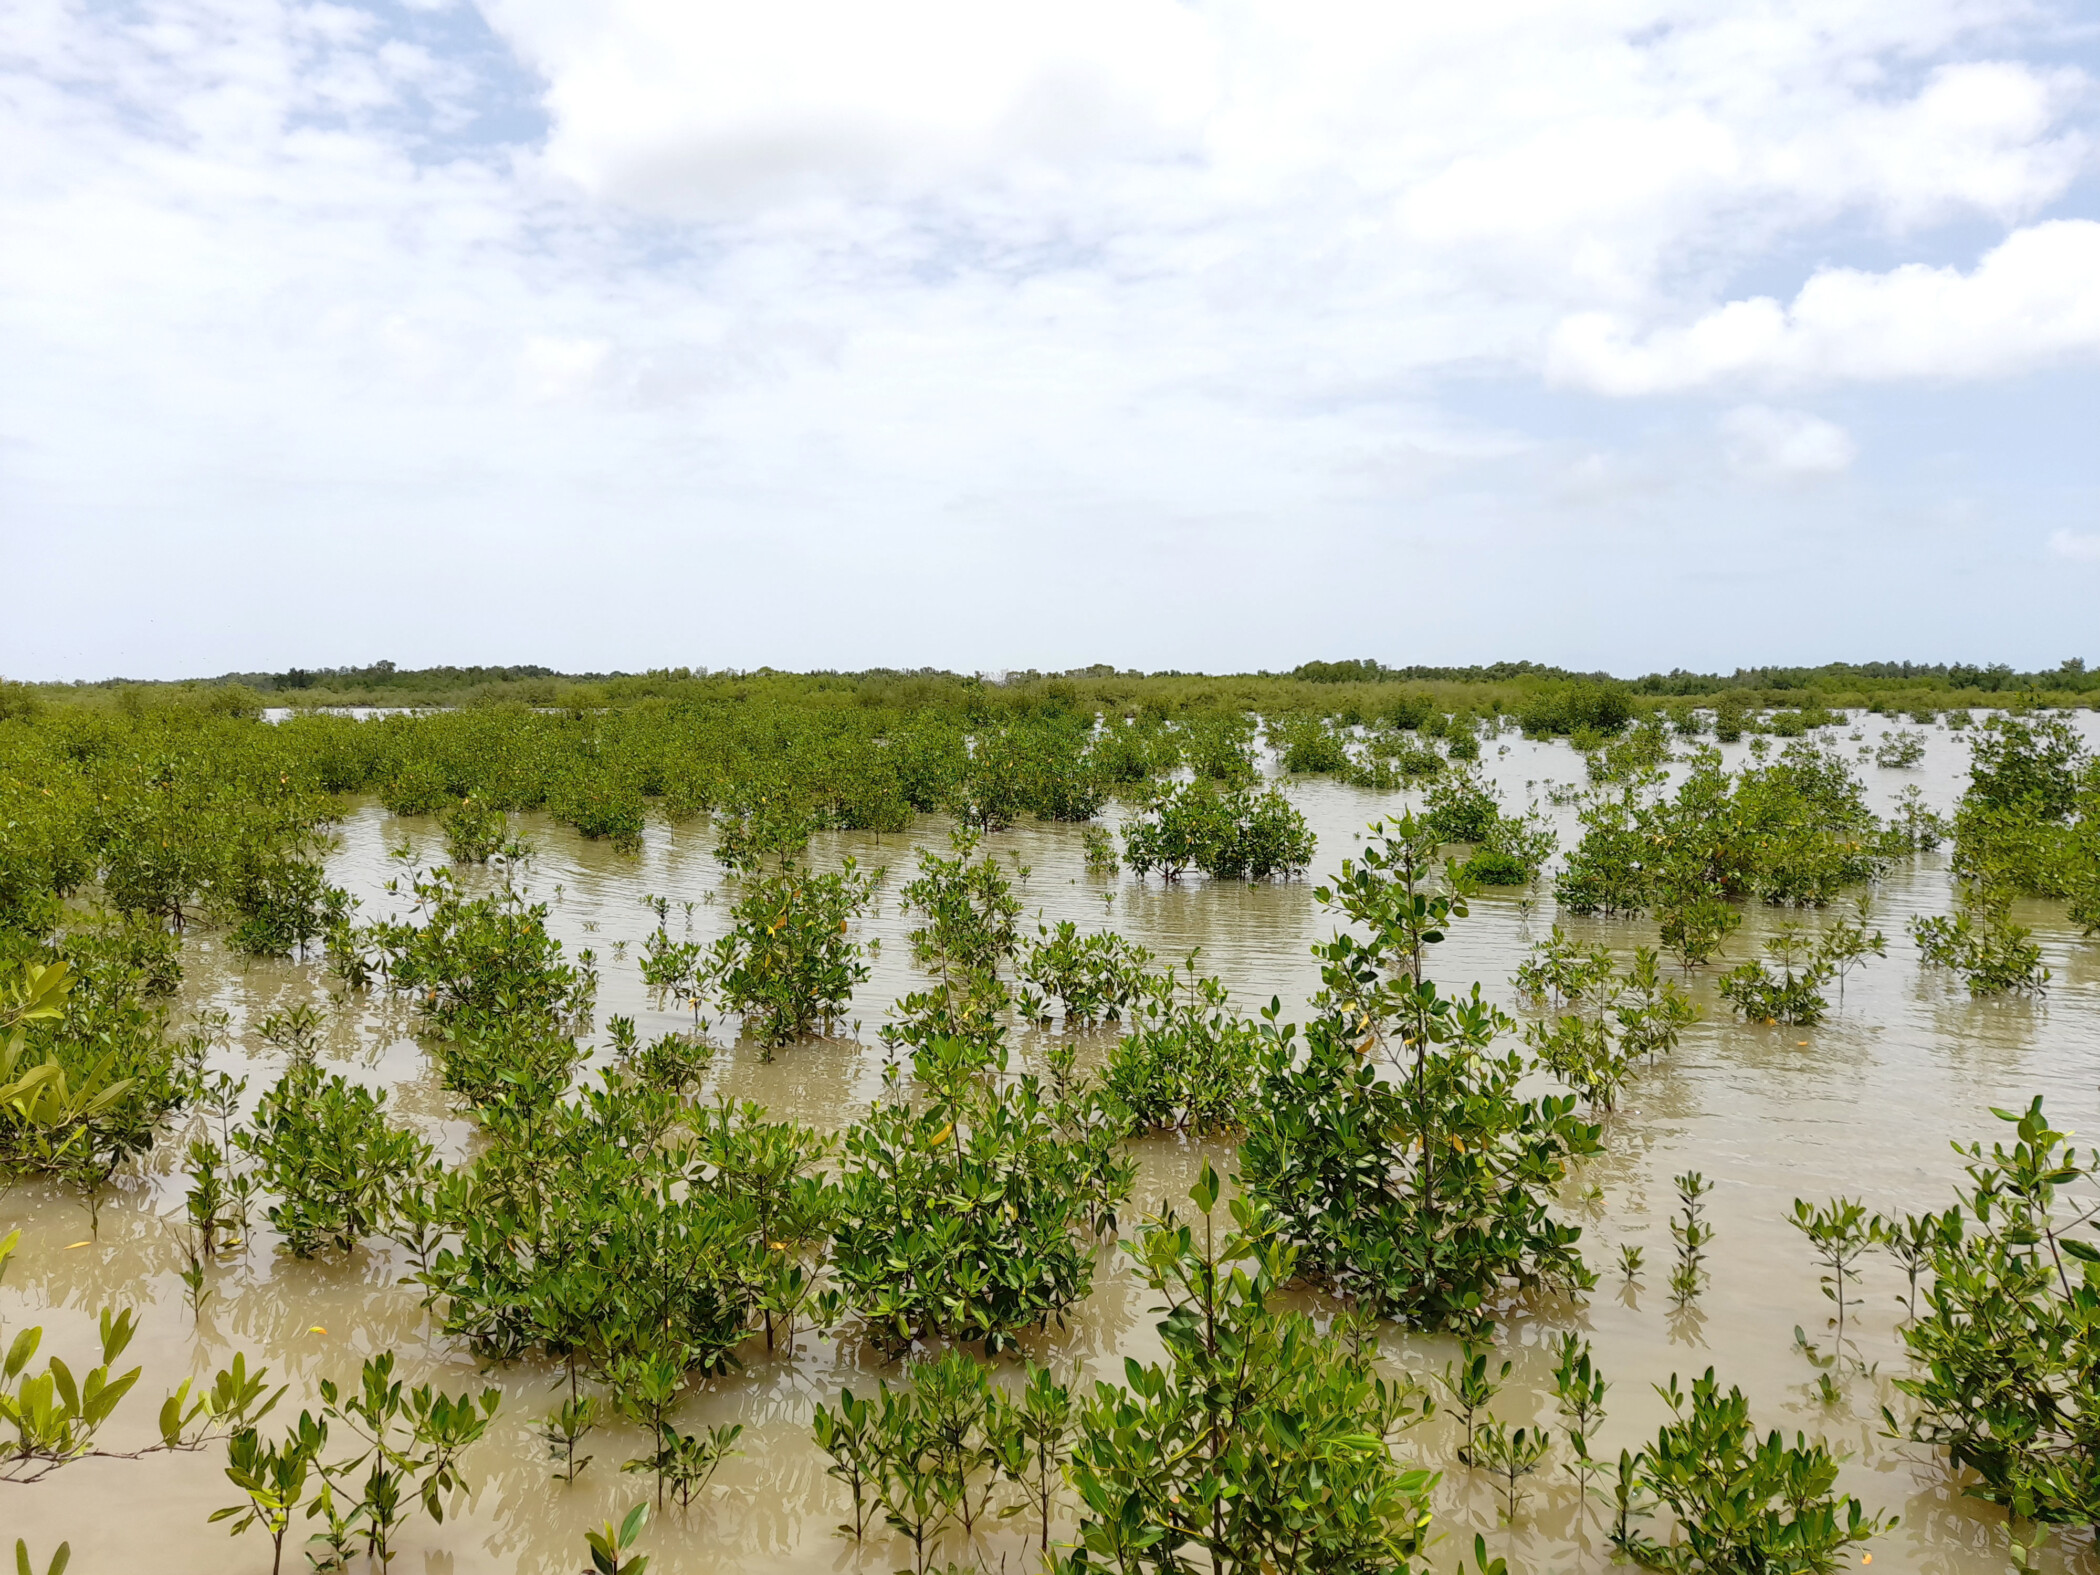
[1512,926,1615,1010]
[1790,1197,1873,1361]
[1669,1172,1713,1306]
[1526,1012,1629,1116]
[1613,949,1699,1065]
[1080,823,1119,875]
[1120,779,1315,882]
[540,1393,600,1482]
[12,1545,67,1575]
[1016,920,1154,1024]
[1242,815,1600,1329]
[1527,947,1695,1116]
[613,1351,692,1509]
[988,1360,1077,1553]
[582,1503,652,1575]
[812,1387,880,1540]
[176,1222,212,1325]
[1716,926,1833,1026]
[1657,886,1740,972]
[257,1003,325,1064]
[1438,1341,1511,1467]
[706,854,878,1048]
[1882,785,1950,854]
[1062,1163,1438,1575]
[1423,769,1501,845]
[1472,1420,1551,1521]
[1871,1210,1947,1322]
[832,1023,1128,1355]
[633,1421,743,1511]
[316,1352,501,1566]
[440,794,511,864]
[373,867,596,1033]
[908,1349,1004,1542]
[1102,964,1262,1133]
[1873,730,1927,769]
[212,1417,321,1575]
[237,1063,432,1257]
[1619,1244,1645,1283]
[637,926,704,1003]
[184,1135,241,1257]
[1910,887,2050,996]
[1815,900,1886,1004]
[690,1100,836,1352]
[1885,1097,2100,1534]
[1553,1333,1610,1510]
[816,1352,1002,1574]
[900,831,1023,978]
[1614,1368,1891,1574]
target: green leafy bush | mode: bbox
[706,858,877,1047]
[1061,1164,1438,1574]
[1890,1098,2100,1533]
[1240,817,1600,1329]
[1121,781,1313,882]
[237,1064,431,1257]
[831,1036,1130,1356]
[1614,1367,1890,1573]
[1102,968,1260,1133]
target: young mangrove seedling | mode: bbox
[1790,1196,1873,1358]
[988,1360,1078,1554]
[1615,1368,1892,1572]
[583,1504,651,1575]
[1472,1419,1550,1521]
[1552,1333,1609,1509]
[1438,1340,1510,1467]
[540,1393,599,1483]
[1669,1172,1714,1306]
[1871,1210,1947,1322]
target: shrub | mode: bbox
[1240,817,1600,1329]
[1103,969,1260,1133]
[831,1036,1130,1355]
[1063,1165,1438,1574]
[1121,781,1313,882]
[1889,1098,2100,1532]
[1016,921,1154,1025]
[707,858,878,1047]
[237,1065,431,1256]
[1613,1367,1891,1572]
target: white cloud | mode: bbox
[1720,405,1856,478]
[2051,529,2100,563]
[1550,220,2100,393]
[483,0,1218,210]
[1,0,2097,674]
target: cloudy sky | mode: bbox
[3,0,2097,679]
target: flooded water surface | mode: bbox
[7,718,2099,1575]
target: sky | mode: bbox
[3,0,2098,681]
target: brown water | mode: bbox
[7,717,2100,1575]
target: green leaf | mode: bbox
[1191,1161,1219,1215]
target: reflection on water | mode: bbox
[7,717,2100,1572]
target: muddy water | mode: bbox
[7,716,2100,1575]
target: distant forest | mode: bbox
[5,654,2094,718]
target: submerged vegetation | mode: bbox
[0,666,2095,1571]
